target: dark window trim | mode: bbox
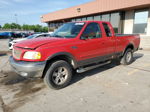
[102,22,112,37]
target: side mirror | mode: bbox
[81,36,87,40]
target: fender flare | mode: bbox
[46,52,78,69]
[122,43,134,56]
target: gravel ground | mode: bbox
[0,39,150,112]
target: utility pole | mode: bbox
[14,14,18,30]
[14,14,18,24]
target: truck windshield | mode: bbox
[52,22,85,38]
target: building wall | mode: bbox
[147,8,150,35]
[123,10,134,34]
[42,0,150,23]
[124,8,150,36]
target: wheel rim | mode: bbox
[126,51,132,63]
[52,67,68,85]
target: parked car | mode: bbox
[0,32,26,39]
[9,33,51,50]
[0,32,13,39]
[9,21,140,89]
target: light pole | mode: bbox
[14,14,18,24]
[14,14,18,30]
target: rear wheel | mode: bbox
[120,48,133,65]
[44,60,73,89]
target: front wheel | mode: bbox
[120,48,133,65]
[44,60,73,89]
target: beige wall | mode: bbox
[123,10,134,34]
[147,8,150,36]
[124,8,150,36]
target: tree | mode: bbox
[42,26,48,32]
[3,23,11,29]
[3,23,21,29]
[2,23,49,32]
[10,23,21,29]
[22,24,29,30]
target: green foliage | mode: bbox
[3,23,11,29]
[2,23,48,32]
[3,23,21,29]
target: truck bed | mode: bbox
[115,34,138,37]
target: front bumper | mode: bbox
[9,56,46,78]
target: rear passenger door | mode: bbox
[102,22,116,55]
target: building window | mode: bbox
[110,13,120,33]
[133,10,149,34]
[94,15,101,21]
[87,16,93,20]
[102,14,110,22]
[82,17,87,21]
[71,19,75,22]
[76,18,82,21]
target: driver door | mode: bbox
[77,22,106,65]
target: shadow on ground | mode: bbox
[0,71,45,98]
[71,52,144,85]
[133,53,144,60]
[0,51,11,57]
[0,71,26,85]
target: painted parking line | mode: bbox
[127,63,150,75]
[128,69,139,75]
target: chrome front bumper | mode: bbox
[9,56,46,78]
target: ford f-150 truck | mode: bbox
[9,21,140,89]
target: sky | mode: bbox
[0,0,92,26]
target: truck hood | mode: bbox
[14,37,63,49]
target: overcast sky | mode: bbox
[0,0,92,26]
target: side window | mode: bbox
[36,34,48,38]
[81,23,101,39]
[102,23,112,37]
[45,34,50,37]
[43,34,47,37]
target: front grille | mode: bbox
[13,49,22,59]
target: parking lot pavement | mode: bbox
[0,39,9,51]
[0,39,150,112]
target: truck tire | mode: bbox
[120,48,133,65]
[44,60,73,89]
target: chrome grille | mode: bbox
[13,49,22,59]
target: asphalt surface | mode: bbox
[0,39,150,112]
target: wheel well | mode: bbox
[42,55,75,78]
[123,44,134,56]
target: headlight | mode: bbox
[23,51,41,59]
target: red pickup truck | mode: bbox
[9,21,140,89]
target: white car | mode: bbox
[9,33,51,50]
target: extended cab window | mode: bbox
[81,22,101,39]
[102,23,112,37]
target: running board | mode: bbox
[76,61,111,73]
